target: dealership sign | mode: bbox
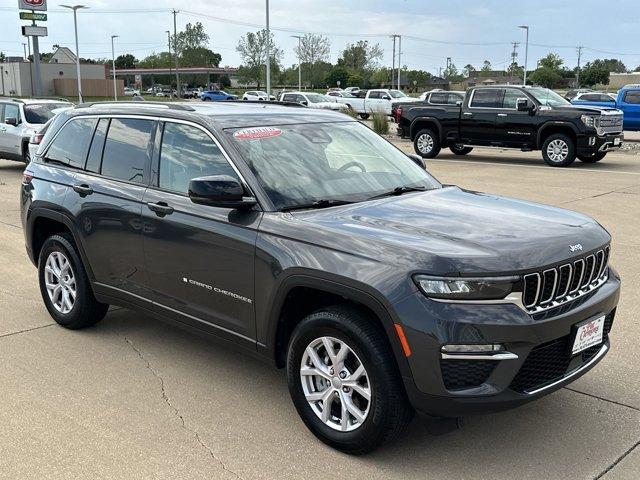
[19,11,47,20]
[18,0,47,11]
[22,25,47,37]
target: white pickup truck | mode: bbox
[326,89,420,118]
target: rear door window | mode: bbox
[100,118,154,184]
[624,91,640,104]
[45,117,97,168]
[4,104,20,123]
[368,91,381,99]
[470,89,503,108]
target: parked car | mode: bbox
[392,91,465,123]
[181,88,200,99]
[564,88,593,101]
[28,106,74,161]
[279,91,348,111]
[344,86,361,94]
[397,85,624,166]
[22,100,620,454]
[123,87,141,97]
[325,90,358,102]
[571,85,640,131]
[242,90,275,101]
[155,89,177,98]
[201,90,238,101]
[330,89,418,118]
[0,98,73,162]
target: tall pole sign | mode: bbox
[18,0,47,97]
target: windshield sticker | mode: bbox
[233,127,282,140]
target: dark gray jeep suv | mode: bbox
[20,101,620,454]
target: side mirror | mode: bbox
[188,175,256,209]
[5,117,19,126]
[455,100,463,106]
[382,95,391,100]
[407,153,426,170]
[300,100,308,106]
[516,98,532,111]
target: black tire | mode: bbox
[541,133,576,167]
[449,144,473,155]
[414,128,441,158]
[286,306,414,454]
[577,152,607,163]
[38,233,109,329]
[359,113,370,120]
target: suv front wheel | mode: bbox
[38,233,109,329]
[286,306,413,454]
[542,133,576,167]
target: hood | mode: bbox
[291,186,610,274]
[553,104,622,115]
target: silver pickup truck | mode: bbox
[326,88,420,118]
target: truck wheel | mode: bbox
[38,233,109,329]
[286,306,413,454]
[449,144,473,155]
[359,113,370,120]
[414,128,441,158]
[542,133,576,167]
[577,152,607,163]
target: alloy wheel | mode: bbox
[417,133,434,154]
[300,336,371,432]
[44,251,76,314]
[546,139,569,163]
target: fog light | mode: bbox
[589,137,596,146]
[441,344,505,354]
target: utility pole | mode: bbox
[166,30,172,92]
[172,10,180,97]
[111,35,119,101]
[397,35,402,90]
[510,42,519,83]
[291,35,302,90]
[265,0,271,100]
[391,35,396,88]
[576,46,583,88]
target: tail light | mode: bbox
[23,170,34,184]
[29,132,45,145]
[394,106,403,123]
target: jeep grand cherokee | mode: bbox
[20,101,620,454]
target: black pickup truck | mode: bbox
[397,85,624,167]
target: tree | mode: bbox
[463,64,475,77]
[295,33,330,87]
[529,66,563,88]
[595,58,627,74]
[347,72,364,87]
[325,65,349,87]
[0,51,5,62]
[507,62,524,81]
[338,41,383,73]
[370,68,391,87]
[236,29,283,88]
[580,61,610,87]
[443,63,463,82]
[173,22,209,55]
[114,54,137,69]
[481,60,492,72]
[405,69,432,89]
[538,53,564,71]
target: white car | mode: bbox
[344,86,361,94]
[124,87,141,96]
[325,91,358,103]
[27,106,73,161]
[279,91,348,111]
[242,90,275,101]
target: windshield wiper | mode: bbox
[281,199,354,212]
[367,185,428,200]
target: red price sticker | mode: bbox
[233,127,282,140]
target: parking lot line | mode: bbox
[428,158,640,175]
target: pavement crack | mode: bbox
[564,386,640,412]
[123,337,244,479]
[593,439,640,479]
[557,184,640,205]
[0,323,55,339]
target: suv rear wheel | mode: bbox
[286,306,413,454]
[542,133,576,167]
[414,128,441,158]
[38,234,109,329]
[577,152,607,163]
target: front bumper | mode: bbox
[393,269,621,417]
[577,132,623,155]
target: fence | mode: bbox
[54,78,124,97]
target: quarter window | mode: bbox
[85,118,109,173]
[159,122,237,194]
[101,118,153,184]
[429,93,448,104]
[624,91,640,104]
[45,117,97,168]
[470,89,503,108]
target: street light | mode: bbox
[518,25,529,86]
[291,35,302,91]
[60,5,88,103]
[111,35,119,101]
[265,0,271,100]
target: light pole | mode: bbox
[291,35,302,91]
[61,5,88,103]
[166,30,172,94]
[111,35,119,101]
[518,25,529,86]
[265,0,271,100]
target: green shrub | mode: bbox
[372,111,389,135]
[344,106,358,118]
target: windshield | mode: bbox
[24,103,70,124]
[389,90,407,99]
[227,122,440,210]
[256,91,268,96]
[338,92,356,98]
[305,93,329,103]
[528,88,570,107]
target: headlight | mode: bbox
[581,115,598,128]
[413,275,518,300]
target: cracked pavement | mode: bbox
[1,148,639,479]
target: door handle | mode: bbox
[497,113,508,117]
[72,184,93,196]
[463,112,473,116]
[147,201,174,217]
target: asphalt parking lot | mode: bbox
[1,147,638,479]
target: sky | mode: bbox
[1,0,640,74]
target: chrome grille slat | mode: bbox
[521,247,610,314]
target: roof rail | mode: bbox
[76,101,195,111]
[622,84,640,89]
[212,99,308,108]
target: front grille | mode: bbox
[522,246,610,314]
[509,310,615,393]
[441,360,496,391]
[598,114,623,134]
